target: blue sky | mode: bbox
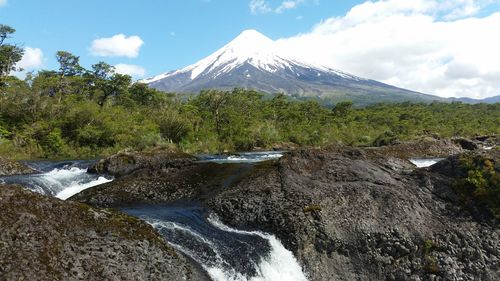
[1,0,499,98]
[0,0,363,76]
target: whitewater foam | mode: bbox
[0,166,112,199]
[198,151,284,163]
[409,158,444,168]
[55,174,112,200]
[206,214,308,281]
[147,211,308,281]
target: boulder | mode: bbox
[0,184,209,281]
[87,147,196,177]
[366,137,463,158]
[453,138,479,151]
[73,146,500,280]
[0,156,34,176]
[207,148,499,281]
[73,160,256,207]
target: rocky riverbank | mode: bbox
[207,148,499,280]
[0,184,209,281]
[73,143,499,281]
[0,156,34,176]
[74,157,254,207]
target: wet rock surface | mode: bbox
[73,144,500,281]
[74,160,254,207]
[0,156,34,176]
[365,137,464,158]
[0,184,209,281]
[207,148,499,281]
[88,148,196,177]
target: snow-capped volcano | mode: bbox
[142,29,342,83]
[144,29,442,105]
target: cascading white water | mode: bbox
[127,205,308,281]
[0,164,112,199]
[198,151,284,163]
[205,215,308,281]
[5,155,308,281]
[53,168,112,199]
[409,158,444,168]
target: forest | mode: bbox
[1,24,499,159]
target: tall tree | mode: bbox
[0,24,24,84]
[0,24,16,46]
[91,61,114,80]
[56,51,83,77]
[55,51,84,97]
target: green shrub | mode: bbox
[303,205,322,213]
[454,154,500,220]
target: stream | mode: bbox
[0,152,308,281]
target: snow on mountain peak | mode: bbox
[185,29,290,79]
[227,29,275,50]
[142,29,334,84]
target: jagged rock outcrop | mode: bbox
[366,137,463,158]
[0,184,210,281]
[88,147,196,177]
[207,148,499,281]
[74,158,254,207]
[0,156,34,176]
[74,145,500,281]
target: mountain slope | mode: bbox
[449,95,500,104]
[144,30,445,105]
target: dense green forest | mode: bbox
[1,24,499,159]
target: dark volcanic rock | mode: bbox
[365,137,463,158]
[74,159,255,207]
[453,137,479,151]
[0,156,34,176]
[72,146,500,280]
[207,148,500,281]
[475,135,500,148]
[88,147,196,177]
[0,184,209,281]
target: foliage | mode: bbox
[303,205,322,213]
[0,25,24,84]
[454,154,500,220]
[0,70,499,159]
[0,24,499,159]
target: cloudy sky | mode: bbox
[1,0,499,98]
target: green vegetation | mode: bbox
[454,153,500,219]
[303,205,322,213]
[422,239,440,274]
[1,24,499,159]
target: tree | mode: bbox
[332,100,353,118]
[56,51,83,77]
[196,89,231,141]
[0,24,24,84]
[97,73,132,106]
[128,82,167,107]
[54,51,85,97]
[0,24,15,46]
[91,61,114,80]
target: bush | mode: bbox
[372,130,398,147]
[454,154,500,220]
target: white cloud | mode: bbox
[17,47,44,70]
[90,34,144,58]
[250,0,272,14]
[250,0,310,14]
[276,1,304,13]
[0,0,6,7]
[277,0,500,98]
[114,64,146,77]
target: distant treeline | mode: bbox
[1,70,499,159]
[0,24,499,159]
